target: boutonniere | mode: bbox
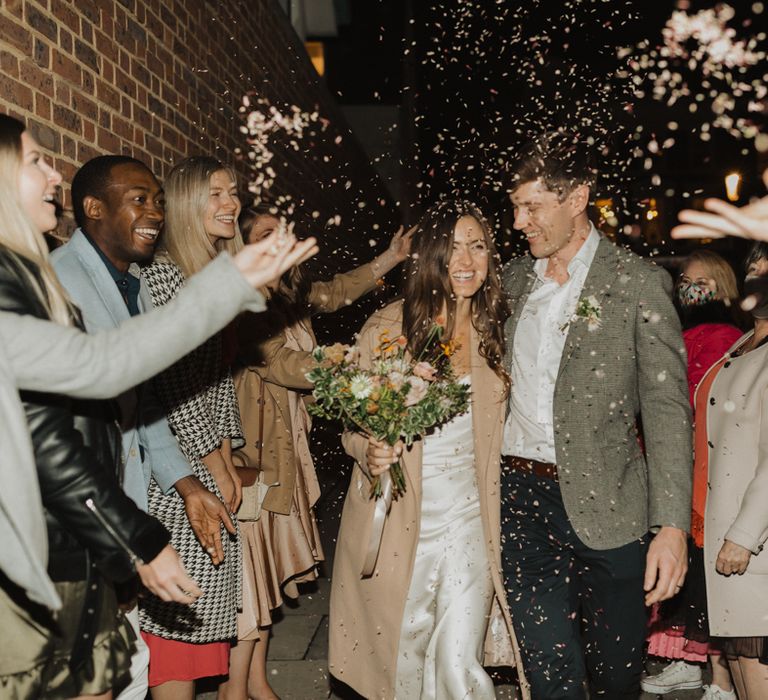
[561,295,602,333]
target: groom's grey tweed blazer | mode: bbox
[502,235,692,549]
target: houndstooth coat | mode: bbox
[138,258,243,643]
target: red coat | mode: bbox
[684,323,743,407]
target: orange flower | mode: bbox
[366,401,379,414]
[396,335,407,347]
[435,315,446,326]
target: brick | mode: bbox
[35,92,51,121]
[126,17,146,43]
[0,51,19,78]
[52,50,82,85]
[77,140,101,164]
[97,126,120,152]
[101,60,114,82]
[50,0,79,32]
[131,59,150,86]
[0,15,32,53]
[96,80,120,110]
[26,3,58,42]
[133,104,152,130]
[112,114,133,140]
[27,119,60,152]
[71,90,98,121]
[55,81,70,103]
[61,136,76,160]
[0,74,34,111]
[20,59,55,97]
[79,0,101,25]
[32,38,50,68]
[4,0,23,19]
[83,119,95,143]
[75,39,99,72]
[81,21,93,44]
[98,108,110,129]
[53,104,82,134]
[81,70,95,95]
[95,29,118,63]
[59,29,73,54]
[147,93,166,119]
[115,68,136,98]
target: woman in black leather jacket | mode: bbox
[0,115,201,699]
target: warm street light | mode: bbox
[725,172,742,202]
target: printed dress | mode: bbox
[138,259,242,645]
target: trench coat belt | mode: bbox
[502,454,559,482]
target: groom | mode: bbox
[500,132,692,698]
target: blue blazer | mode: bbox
[51,229,192,510]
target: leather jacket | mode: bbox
[0,248,170,583]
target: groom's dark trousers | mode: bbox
[501,462,648,699]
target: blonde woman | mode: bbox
[137,157,248,699]
[0,114,201,700]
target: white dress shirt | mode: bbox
[502,226,601,462]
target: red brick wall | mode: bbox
[0,0,399,268]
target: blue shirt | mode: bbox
[83,233,141,317]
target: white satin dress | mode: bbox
[395,379,496,699]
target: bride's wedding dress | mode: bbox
[395,378,495,699]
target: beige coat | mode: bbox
[234,263,378,514]
[701,331,768,636]
[328,302,529,699]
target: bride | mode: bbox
[328,200,529,699]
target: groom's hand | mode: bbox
[644,526,688,605]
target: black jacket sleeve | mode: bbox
[0,249,169,582]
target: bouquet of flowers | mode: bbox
[306,324,470,500]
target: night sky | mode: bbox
[321,0,766,258]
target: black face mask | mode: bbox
[742,275,768,319]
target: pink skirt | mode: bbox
[237,461,324,640]
[141,632,229,686]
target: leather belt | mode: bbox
[502,455,559,482]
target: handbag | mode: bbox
[234,373,275,521]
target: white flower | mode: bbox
[349,374,374,400]
[572,295,602,332]
[404,377,429,407]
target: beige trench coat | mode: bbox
[234,263,378,514]
[701,331,768,636]
[328,302,529,699]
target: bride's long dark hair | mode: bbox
[401,200,509,388]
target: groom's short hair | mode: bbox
[507,130,596,201]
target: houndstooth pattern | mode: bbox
[138,259,243,643]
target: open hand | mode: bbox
[644,526,688,606]
[387,224,416,263]
[137,544,203,604]
[671,168,768,242]
[233,229,318,289]
[716,539,752,576]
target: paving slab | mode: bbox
[268,612,324,661]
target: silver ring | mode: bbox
[206,547,215,554]
[268,244,280,255]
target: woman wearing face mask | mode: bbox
[643,250,745,698]
[137,157,250,699]
[677,242,768,700]
[328,201,528,700]
[217,205,412,700]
